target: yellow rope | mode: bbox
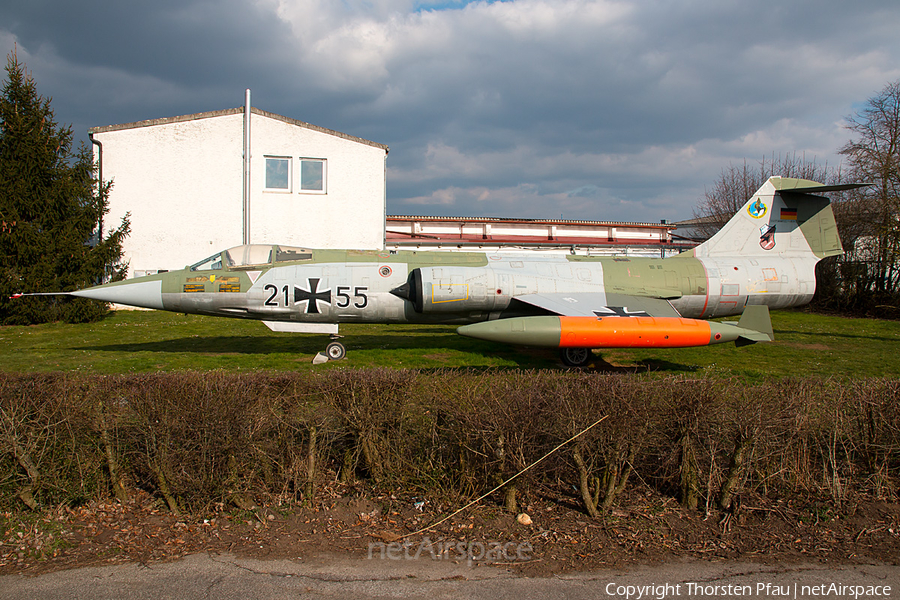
[400,414,608,539]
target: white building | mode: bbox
[90,106,389,277]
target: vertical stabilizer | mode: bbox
[687,177,857,261]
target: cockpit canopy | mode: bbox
[189,244,312,271]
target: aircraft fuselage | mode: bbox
[41,177,863,364]
[86,246,815,326]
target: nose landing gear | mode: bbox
[323,333,346,361]
[324,340,346,361]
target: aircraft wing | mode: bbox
[512,293,682,318]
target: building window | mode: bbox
[265,156,291,191]
[300,158,326,193]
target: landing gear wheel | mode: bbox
[560,347,592,368]
[325,341,346,361]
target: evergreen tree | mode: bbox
[0,51,129,324]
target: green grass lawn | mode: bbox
[0,309,897,377]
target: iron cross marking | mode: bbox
[294,278,332,314]
[593,306,651,318]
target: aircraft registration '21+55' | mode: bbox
[14,177,866,366]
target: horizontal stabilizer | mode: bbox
[770,179,871,194]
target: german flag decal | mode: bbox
[780,208,797,220]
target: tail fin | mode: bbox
[688,177,864,260]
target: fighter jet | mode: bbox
[12,177,865,366]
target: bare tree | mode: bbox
[691,154,838,239]
[838,80,900,309]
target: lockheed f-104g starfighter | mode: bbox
[14,177,866,366]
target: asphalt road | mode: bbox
[2,554,898,600]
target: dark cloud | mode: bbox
[3,0,899,223]
[1,0,294,83]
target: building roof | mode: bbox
[89,107,389,152]
[386,215,673,229]
[385,215,695,251]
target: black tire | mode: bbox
[559,347,592,368]
[325,341,346,361]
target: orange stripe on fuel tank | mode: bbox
[558,316,714,348]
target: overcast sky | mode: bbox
[2,0,899,223]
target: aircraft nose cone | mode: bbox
[70,279,164,310]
